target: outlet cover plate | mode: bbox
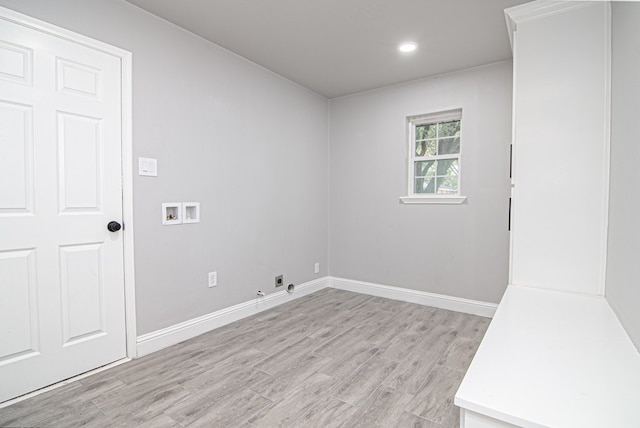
[208,271,217,287]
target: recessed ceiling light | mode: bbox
[398,42,418,53]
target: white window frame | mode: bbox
[400,108,467,204]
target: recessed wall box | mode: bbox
[183,202,200,224]
[162,202,182,225]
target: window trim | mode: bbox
[401,108,467,205]
[399,195,467,204]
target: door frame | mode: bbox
[0,6,137,358]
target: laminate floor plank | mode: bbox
[425,308,462,330]
[293,395,358,428]
[333,355,398,406]
[250,352,332,401]
[313,325,372,357]
[77,376,127,401]
[394,411,444,428]
[307,322,353,341]
[344,385,414,428]
[415,325,459,357]
[134,413,184,428]
[383,349,440,394]
[454,315,491,341]
[31,399,106,428]
[378,329,429,362]
[0,382,86,426]
[255,336,319,375]
[195,347,266,377]
[437,336,481,372]
[248,372,338,428]
[398,305,440,333]
[360,324,409,348]
[189,367,269,403]
[241,329,300,357]
[183,388,271,428]
[0,288,489,428]
[193,337,264,369]
[94,383,190,427]
[165,374,269,427]
[1,394,103,428]
[355,308,398,331]
[317,339,381,380]
[406,364,465,424]
[128,359,208,390]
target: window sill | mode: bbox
[400,195,467,205]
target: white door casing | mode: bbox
[0,7,135,403]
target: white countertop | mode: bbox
[455,285,640,427]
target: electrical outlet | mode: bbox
[208,271,217,287]
[275,275,283,288]
[314,262,320,274]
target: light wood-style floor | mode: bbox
[0,288,490,428]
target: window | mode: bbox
[401,109,466,204]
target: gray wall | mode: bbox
[607,2,640,352]
[328,63,512,304]
[1,0,515,337]
[0,0,329,335]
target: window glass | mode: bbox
[408,110,462,196]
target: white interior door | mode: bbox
[0,15,127,402]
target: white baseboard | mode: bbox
[136,277,329,357]
[328,276,498,318]
[137,275,497,358]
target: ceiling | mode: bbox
[125,0,530,98]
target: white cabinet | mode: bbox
[456,285,640,428]
[508,1,611,296]
[455,2,629,427]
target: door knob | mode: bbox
[107,221,122,232]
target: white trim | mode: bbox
[504,1,594,50]
[0,6,137,358]
[508,31,518,286]
[120,50,137,358]
[598,1,611,297]
[0,6,131,58]
[137,275,497,358]
[504,8,517,50]
[136,277,329,357]
[329,277,497,318]
[400,195,467,205]
[406,108,463,199]
[408,109,462,124]
[459,408,522,428]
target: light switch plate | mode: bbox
[139,157,157,176]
